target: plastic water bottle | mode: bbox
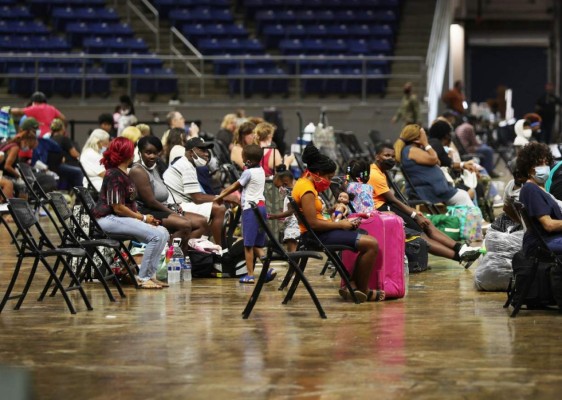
[183,256,192,282]
[169,239,184,284]
[404,255,409,296]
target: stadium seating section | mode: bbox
[0,0,401,98]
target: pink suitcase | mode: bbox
[341,212,406,299]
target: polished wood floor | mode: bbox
[1,220,562,400]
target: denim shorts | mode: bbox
[305,229,362,251]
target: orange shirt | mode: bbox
[368,163,390,209]
[292,177,326,233]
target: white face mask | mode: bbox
[192,151,208,167]
[99,146,107,154]
[522,129,532,139]
[140,156,157,171]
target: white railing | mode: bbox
[426,0,455,124]
[170,27,205,97]
[126,0,160,52]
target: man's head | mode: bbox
[19,117,39,134]
[403,82,413,95]
[30,91,47,104]
[185,137,213,166]
[167,111,185,129]
[98,113,114,133]
[242,144,263,167]
[428,120,453,145]
[375,142,396,171]
[454,80,463,91]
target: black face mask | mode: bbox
[381,158,396,170]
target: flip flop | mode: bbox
[150,278,169,288]
[138,279,162,289]
[338,287,367,303]
[265,268,277,283]
[239,275,255,284]
[367,289,386,302]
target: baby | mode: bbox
[332,192,350,222]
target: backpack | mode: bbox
[405,236,429,273]
[446,205,483,241]
[509,251,556,310]
[426,214,461,241]
[188,240,247,278]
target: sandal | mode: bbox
[150,278,169,288]
[367,289,386,302]
[338,287,368,303]
[138,279,162,289]
[265,268,277,283]
[239,275,255,284]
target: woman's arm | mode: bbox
[111,204,157,225]
[408,146,440,166]
[3,146,20,178]
[129,166,172,213]
[230,146,244,169]
[301,192,353,232]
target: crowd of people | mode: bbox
[1,89,562,303]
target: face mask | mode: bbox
[533,165,550,184]
[192,151,208,167]
[443,146,451,154]
[278,186,290,198]
[21,146,30,152]
[140,156,157,171]
[100,146,107,154]
[308,171,331,193]
[381,158,396,170]
[522,129,532,139]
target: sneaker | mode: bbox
[459,244,482,269]
[492,195,504,208]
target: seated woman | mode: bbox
[230,121,256,170]
[517,142,562,255]
[0,130,38,197]
[80,129,110,191]
[394,124,473,207]
[164,127,186,165]
[293,145,379,302]
[92,137,170,289]
[129,136,207,255]
[253,122,294,177]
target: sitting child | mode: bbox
[332,192,350,222]
[346,160,377,214]
[269,170,300,252]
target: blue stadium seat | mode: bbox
[279,38,304,55]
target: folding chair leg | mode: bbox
[242,259,271,319]
[38,257,62,301]
[14,258,42,311]
[510,261,539,318]
[115,247,139,288]
[283,258,326,319]
[503,278,513,308]
[59,257,93,312]
[96,252,126,298]
[278,264,295,290]
[319,259,331,275]
[328,254,360,304]
[37,257,77,314]
[0,257,25,312]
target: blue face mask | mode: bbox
[100,146,107,154]
[533,165,550,184]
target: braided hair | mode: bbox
[302,144,337,174]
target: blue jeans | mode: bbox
[477,144,495,174]
[97,214,170,280]
[57,163,84,190]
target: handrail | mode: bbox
[170,27,205,97]
[0,52,424,101]
[425,0,455,124]
[126,0,160,52]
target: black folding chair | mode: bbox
[16,163,63,237]
[399,166,442,215]
[286,197,361,304]
[384,170,439,214]
[242,202,324,318]
[505,201,561,317]
[77,161,99,201]
[293,152,306,173]
[45,192,126,301]
[220,163,242,249]
[73,186,140,288]
[0,198,93,314]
